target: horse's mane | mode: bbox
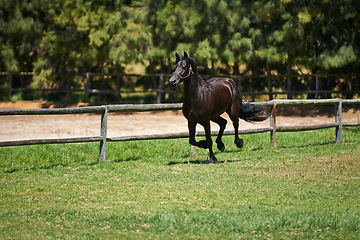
[187,57,198,72]
[188,57,207,81]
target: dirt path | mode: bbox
[1,101,359,141]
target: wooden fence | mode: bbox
[1,72,359,102]
[0,99,359,162]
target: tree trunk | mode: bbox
[211,59,215,75]
[326,76,331,99]
[149,60,157,90]
[346,76,353,99]
[115,63,122,103]
[287,52,292,99]
[157,58,165,103]
[251,69,255,102]
[266,60,273,100]
[260,22,273,100]
[19,54,25,89]
[233,61,240,76]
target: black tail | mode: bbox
[239,101,268,122]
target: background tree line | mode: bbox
[1,0,359,100]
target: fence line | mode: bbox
[1,72,359,102]
[0,99,360,162]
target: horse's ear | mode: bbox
[184,51,188,59]
[175,52,180,63]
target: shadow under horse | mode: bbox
[169,52,267,163]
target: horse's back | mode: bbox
[206,77,236,88]
[206,77,238,96]
[206,77,229,83]
[204,77,239,114]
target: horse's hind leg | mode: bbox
[211,116,227,152]
[228,107,244,149]
[231,118,244,148]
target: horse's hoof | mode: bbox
[235,138,244,148]
[217,142,225,152]
[209,157,218,164]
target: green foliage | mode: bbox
[109,18,152,64]
[0,0,359,93]
[0,45,19,72]
[320,45,357,70]
[10,92,23,101]
[0,127,359,239]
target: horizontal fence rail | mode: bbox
[0,99,359,162]
[1,72,359,102]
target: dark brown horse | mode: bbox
[169,52,267,163]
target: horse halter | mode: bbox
[173,64,193,79]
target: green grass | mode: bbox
[1,127,359,239]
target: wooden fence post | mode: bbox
[315,74,319,99]
[270,101,277,147]
[157,74,164,104]
[99,106,108,162]
[8,73,13,97]
[335,99,342,143]
[85,72,90,99]
[116,74,122,103]
[287,73,292,99]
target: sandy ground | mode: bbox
[0,101,359,142]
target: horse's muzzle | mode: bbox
[169,75,180,88]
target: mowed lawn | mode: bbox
[0,127,359,239]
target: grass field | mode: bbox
[1,127,359,239]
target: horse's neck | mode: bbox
[184,73,205,101]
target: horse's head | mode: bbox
[169,51,194,87]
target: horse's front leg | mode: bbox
[202,122,218,164]
[188,121,217,163]
[188,122,207,149]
